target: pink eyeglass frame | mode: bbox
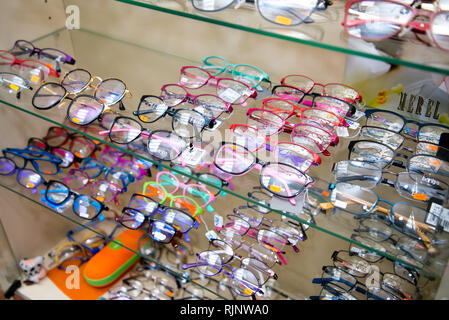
[179,66,258,106]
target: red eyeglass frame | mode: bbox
[0,50,60,78]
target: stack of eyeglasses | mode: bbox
[326,108,449,247]
[1,40,74,100]
[190,0,333,27]
[310,246,425,300]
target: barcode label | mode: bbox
[180,147,206,167]
[336,127,349,137]
[426,202,449,233]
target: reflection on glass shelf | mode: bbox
[0,26,448,280]
[114,0,449,75]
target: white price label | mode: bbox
[149,140,162,152]
[180,147,206,167]
[205,230,221,241]
[333,199,348,209]
[165,211,176,224]
[220,88,241,103]
[336,127,349,137]
[214,214,224,228]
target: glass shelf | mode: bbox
[1,26,448,285]
[113,0,449,76]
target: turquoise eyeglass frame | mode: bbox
[201,55,271,91]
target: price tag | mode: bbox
[205,230,220,241]
[336,127,349,137]
[214,214,223,228]
[345,119,360,130]
[333,199,348,209]
[9,83,19,91]
[220,88,241,103]
[180,147,206,167]
[426,202,449,233]
[30,74,41,84]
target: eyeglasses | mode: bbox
[331,250,418,299]
[280,74,363,104]
[310,281,359,300]
[191,0,332,27]
[333,160,449,204]
[207,238,278,285]
[27,137,75,168]
[218,214,293,262]
[159,83,233,118]
[249,103,346,135]
[223,212,304,253]
[59,68,130,108]
[123,193,199,239]
[343,0,449,52]
[99,146,152,181]
[132,94,214,138]
[348,139,449,179]
[2,147,62,175]
[44,180,109,220]
[364,108,449,144]
[312,265,401,300]
[182,250,263,300]
[272,85,355,118]
[235,207,308,243]
[62,169,124,205]
[77,157,135,191]
[142,181,205,219]
[0,72,33,99]
[214,142,314,199]
[328,182,436,244]
[169,164,229,197]
[290,123,339,155]
[201,55,271,90]
[178,66,257,105]
[11,39,76,69]
[155,170,217,213]
[0,50,60,80]
[0,156,46,192]
[229,124,322,172]
[35,126,99,165]
[119,207,185,246]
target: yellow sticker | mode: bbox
[43,170,52,174]
[275,15,292,25]
[269,185,281,192]
[45,63,53,69]
[322,191,330,197]
[96,196,105,202]
[72,117,81,124]
[140,115,148,122]
[427,144,438,152]
[26,183,35,188]
[30,75,40,84]
[9,84,19,91]
[75,152,82,158]
[413,193,427,201]
[165,290,173,297]
[244,288,254,296]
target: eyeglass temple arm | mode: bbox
[321,192,436,248]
